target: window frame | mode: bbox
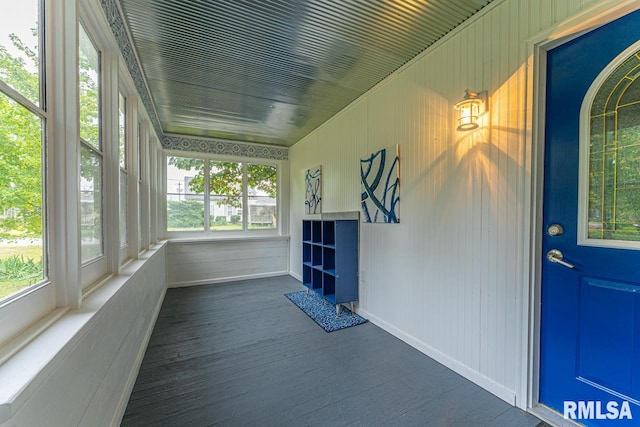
[0,0,162,350]
[0,0,52,345]
[78,20,107,288]
[118,90,128,254]
[578,40,640,250]
[164,150,282,238]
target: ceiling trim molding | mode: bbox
[162,135,288,161]
[100,0,164,138]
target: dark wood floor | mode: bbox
[121,275,542,426]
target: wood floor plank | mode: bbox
[121,275,540,426]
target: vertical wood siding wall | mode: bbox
[168,238,290,287]
[6,245,167,426]
[289,0,602,408]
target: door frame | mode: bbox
[524,1,640,425]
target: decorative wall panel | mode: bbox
[304,166,322,214]
[360,145,400,223]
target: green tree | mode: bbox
[167,200,204,229]
[0,32,42,240]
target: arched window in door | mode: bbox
[584,48,640,244]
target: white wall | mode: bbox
[1,244,167,427]
[289,0,606,408]
[167,237,289,287]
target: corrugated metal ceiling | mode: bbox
[119,0,495,146]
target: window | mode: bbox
[79,24,103,263]
[166,155,278,234]
[0,0,46,301]
[582,45,640,247]
[210,161,242,231]
[0,0,159,349]
[247,163,277,230]
[119,92,127,251]
[137,121,143,248]
[167,157,205,232]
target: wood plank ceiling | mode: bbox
[118,0,495,146]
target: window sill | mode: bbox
[0,242,167,424]
[167,234,290,244]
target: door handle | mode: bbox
[546,249,575,269]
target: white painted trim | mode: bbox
[525,0,640,413]
[289,272,302,282]
[168,271,290,288]
[0,242,167,424]
[48,0,82,309]
[168,235,290,245]
[0,307,68,366]
[525,39,548,412]
[577,40,640,250]
[110,287,166,427]
[126,96,140,258]
[358,308,517,406]
[140,121,151,250]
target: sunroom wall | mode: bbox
[289,0,611,408]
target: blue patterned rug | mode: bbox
[285,290,368,332]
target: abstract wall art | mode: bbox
[304,166,322,214]
[360,145,400,223]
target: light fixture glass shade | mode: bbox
[454,89,487,131]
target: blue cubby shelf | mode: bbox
[302,218,359,309]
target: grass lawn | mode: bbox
[0,245,43,260]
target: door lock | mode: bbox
[546,249,575,269]
[547,224,564,236]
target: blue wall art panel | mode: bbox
[360,145,400,223]
[305,166,322,214]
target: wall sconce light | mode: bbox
[454,89,488,131]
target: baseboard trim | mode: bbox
[168,271,290,288]
[110,288,167,427]
[357,308,517,406]
[289,271,302,282]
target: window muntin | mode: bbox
[166,155,278,235]
[79,25,103,262]
[585,49,640,244]
[0,1,46,302]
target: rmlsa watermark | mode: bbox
[564,400,633,420]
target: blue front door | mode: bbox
[540,10,640,426]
